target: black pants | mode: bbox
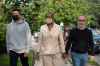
[9,50,29,66]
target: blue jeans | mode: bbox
[71,52,88,66]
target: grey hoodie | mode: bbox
[6,19,32,53]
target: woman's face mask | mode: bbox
[46,18,53,25]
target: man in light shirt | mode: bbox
[6,9,32,66]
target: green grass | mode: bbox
[0,52,33,66]
[88,60,99,66]
[0,54,9,66]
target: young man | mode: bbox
[6,9,31,66]
[65,16,95,66]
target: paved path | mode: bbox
[95,54,100,66]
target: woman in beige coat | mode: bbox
[34,13,65,66]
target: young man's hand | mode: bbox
[24,53,28,57]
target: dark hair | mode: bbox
[11,8,21,14]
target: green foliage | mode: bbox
[36,0,91,25]
[0,0,99,53]
[2,0,95,32]
[88,0,100,27]
[0,22,6,53]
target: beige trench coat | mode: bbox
[34,23,65,66]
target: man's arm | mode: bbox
[65,30,72,54]
[88,30,95,56]
[25,22,32,53]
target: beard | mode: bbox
[12,16,19,21]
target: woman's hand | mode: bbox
[62,53,69,59]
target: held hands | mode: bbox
[62,53,69,59]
